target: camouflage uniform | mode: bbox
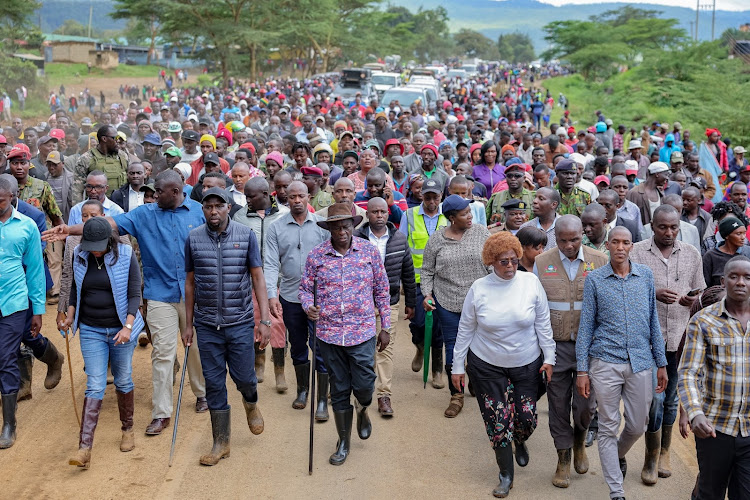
[486,188,535,223]
[72,147,129,203]
[582,234,609,255]
[556,186,591,217]
[18,177,62,228]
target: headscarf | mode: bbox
[706,128,720,138]
[501,144,516,156]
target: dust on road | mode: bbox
[0,310,697,499]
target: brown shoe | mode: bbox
[444,393,464,418]
[195,397,209,413]
[242,399,264,435]
[145,418,170,435]
[377,396,394,417]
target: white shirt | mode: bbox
[229,185,247,206]
[128,185,144,211]
[368,228,389,263]
[453,271,556,374]
[576,178,599,201]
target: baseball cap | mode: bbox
[49,128,65,140]
[198,117,211,126]
[594,175,610,186]
[79,218,113,252]
[647,162,669,175]
[422,179,442,196]
[168,121,182,133]
[81,117,92,126]
[624,160,639,176]
[442,194,472,212]
[670,151,684,163]
[165,146,182,158]
[46,151,62,164]
[37,135,58,147]
[140,183,156,194]
[142,133,162,146]
[182,130,200,142]
[0,134,6,146]
[204,152,220,165]
[201,187,231,204]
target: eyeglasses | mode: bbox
[506,173,524,179]
[104,135,117,140]
[85,184,107,191]
[497,258,519,267]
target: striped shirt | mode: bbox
[678,299,750,437]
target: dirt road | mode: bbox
[0,310,697,499]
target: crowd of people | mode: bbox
[0,61,747,500]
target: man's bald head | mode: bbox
[333,176,355,191]
[245,176,269,192]
[608,225,632,242]
[288,180,308,195]
[582,202,607,221]
[274,170,293,184]
[556,214,582,233]
[367,196,388,211]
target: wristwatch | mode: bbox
[124,323,133,330]
[260,319,272,327]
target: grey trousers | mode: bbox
[589,358,652,499]
[547,341,597,450]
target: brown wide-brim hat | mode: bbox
[316,202,363,230]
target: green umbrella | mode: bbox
[423,301,433,388]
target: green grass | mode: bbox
[45,63,167,86]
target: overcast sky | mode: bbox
[529,0,749,11]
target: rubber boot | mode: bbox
[292,362,310,409]
[493,445,514,498]
[117,391,135,452]
[68,397,102,468]
[355,401,372,440]
[39,340,64,390]
[242,398,264,435]
[431,346,445,389]
[0,393,18,449]
[271,347,287,393]
[444,366,464,418]
[315,372,329,422]
[573,426,589,474]
[17,352,33,401]
[411,343,424,372]
[641,429,661,485]
[254,342,266,383]
[552,448,571,488]
[658,424,673,478]
[199,409,230,466]
[514,439,529,467]
[329,408,353,466]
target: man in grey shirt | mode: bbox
[43,150,73,303]
[264,181,330,418]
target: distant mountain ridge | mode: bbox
[37,0,750,50]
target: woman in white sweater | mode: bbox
[452,231,555,499]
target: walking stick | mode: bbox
[62,329,81,427]
[169,345,190,467]
[309,278,318,475]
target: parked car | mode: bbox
[371,72,402,98]
[380,86,432,109]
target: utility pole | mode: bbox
[689,21,694,40]
[87,3,93,38]
[695,0,700,41]
[711,0,716,41]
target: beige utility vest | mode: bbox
[535,246,608,342]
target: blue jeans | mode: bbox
[647,351,678,432]
[433,296,460,368]
[79,323,136,400]
[195,321,257,410]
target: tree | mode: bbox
[53,20,91,37]
[111,0,166,65]
[454,29,496,59]
[1,0,41,50]
[498,32,535,63]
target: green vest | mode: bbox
[89,148,128,195]
[405,207,448,283]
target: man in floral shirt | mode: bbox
[300,202,391,467]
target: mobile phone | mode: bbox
[687,288,702,297]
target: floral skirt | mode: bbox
[466,350,543,449]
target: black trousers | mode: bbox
[318,337,376,412]
[696,430,750,500]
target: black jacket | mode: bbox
[355,222,416,308]
[615,215,642,243]
[111,184,131,212]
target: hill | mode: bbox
[387,0,750,50]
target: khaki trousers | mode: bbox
[147,300,206,419]
[374,306,399,397]
[46,241,65,296]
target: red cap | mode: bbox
[300,166,323,176]
[239,142,256,154]
[7,143,31,161]
[49,128,65,139]
[567,126,575,135]
[594,175,610,185]
[0,134,7,145]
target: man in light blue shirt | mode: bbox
[67,170,124,225]
[0,175,45,449]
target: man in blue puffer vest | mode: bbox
[182,187,272,466]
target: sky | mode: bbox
[525,0,750,11]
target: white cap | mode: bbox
[569,153,586,166]
[628,139,642,150]
[648,161,669,174]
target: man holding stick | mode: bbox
[300,202,391,466]
[183,187,271,466]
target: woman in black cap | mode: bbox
[60,217,144,469]
[702,216,750,287]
